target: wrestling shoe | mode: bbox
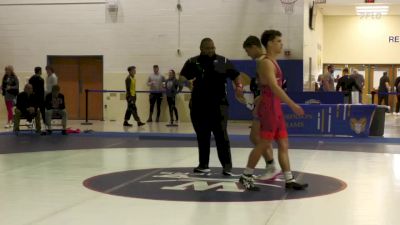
[239,174,260,191]
[285,179,308,190]
[257,163,279,180]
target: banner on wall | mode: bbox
[282,104,376,137]
[287,92,344,104]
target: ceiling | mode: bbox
[316,1,400,16]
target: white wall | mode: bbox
[324,15,400,64]
[0,0,306,122]
[302,0,324,91]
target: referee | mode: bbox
[180,38,244,176]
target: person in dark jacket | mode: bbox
[378,72,391,106]
[165,69,182,125]
[336,68,361,103]
[180,37,245,175]
[14,84,41,133]
[29,67,45,123]
[45,85,67,135]
[123,66,145,127]
[394,75,400,115]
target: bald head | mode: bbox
[200,38,215,57]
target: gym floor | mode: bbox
[1,115,399,225]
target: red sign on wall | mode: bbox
[365,0,375,3]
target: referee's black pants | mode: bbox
[190,101,232,171]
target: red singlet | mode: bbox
[258,57,288,140]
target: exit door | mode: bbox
[48,56,103,120]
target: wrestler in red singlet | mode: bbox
[258,56,288,140]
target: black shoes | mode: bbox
[222,169,233,176]
[123,121,133,127]
[285,180,308,190]
[125,121,145,127]
[193,167,233,176]
[61,130,67,135]
[193,166,211,173]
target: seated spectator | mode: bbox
[45,85,67,135]
[13,84,41,134]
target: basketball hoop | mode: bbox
[280,0,298,14]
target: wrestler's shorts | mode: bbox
[259,112,288,140]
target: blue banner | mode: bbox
[282,104,376,137]
[287,92,344,104]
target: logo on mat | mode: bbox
[83,167,346,202]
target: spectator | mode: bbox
[336,68,361,103]
[318,65,335,92]
[14,84,41,134]
[378,72,390,106]
[45,85,67,135]
[45,66,58,94]
[147,65,165,122]
[350,68,365,103]
[29,67,45,122]
[394,75,400,115]
[1,65,19,128]
[124,66,145,127]
[164,69,182,125]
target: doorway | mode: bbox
[47,56,103,120]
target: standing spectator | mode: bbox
[14,84,41,134]
[1,65,19,128]
[29,67,45,122]
[318,65,335,92]
[45,85,67,135]
[45,66,58,94]
[336,68,361,103]
[394,75,400,115]
[124,66,145,127]
[350,68,365,103]
[180,37,245,175]
[164,69,182,125]
[378,72,390,106]
[147,65,165,122]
